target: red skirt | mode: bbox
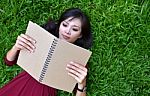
[0,71,57,96]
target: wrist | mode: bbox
[78,83,85,89]
[78,78,86,89]
[77,83,86,92]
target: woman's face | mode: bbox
[59,17,82,43]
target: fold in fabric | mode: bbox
[1,53,56,96]
[0,71,57,96]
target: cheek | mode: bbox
[59,26,63,33]
[71,32,81,39]
[59,23,66,31]
[59,26,65,36]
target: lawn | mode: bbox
[0,0,150,96]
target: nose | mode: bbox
[65,28,71,35]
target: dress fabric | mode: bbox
[0,55,57,96]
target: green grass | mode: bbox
[0,0,150,96]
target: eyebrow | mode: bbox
[64,21,80,28]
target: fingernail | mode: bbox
[31,49,34,52]
[34,40,36,43]
[33,46,36,49]
[28,50,31,53]
[29,38,36,43]
[70,61,74,64]
[32,50,35,53]
[67,64,69,67]
[66,67,69,70]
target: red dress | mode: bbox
[0,53,57,96]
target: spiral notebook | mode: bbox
[17,21,92,93]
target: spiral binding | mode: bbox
[39,38,58,82]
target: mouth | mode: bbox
[62,34,70,40]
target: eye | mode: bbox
[62,23,67,27]
[72,28,79,31]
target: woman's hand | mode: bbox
[66,61,87,87]
[13,34,36,52]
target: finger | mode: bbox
[15,43,31,52]
[67,71,82,83]
[67,63,87,81]
[16,39,34,52]
[67,63,85,75]
[20,34,36,44]
[19,35,36,49]
[66,66,86,83]
[66,67,82,77]
[70,61,87,72]
[17,35,35,50]
[68,71,85,83]
[66,66,86,81]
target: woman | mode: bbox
[0,8,92,96]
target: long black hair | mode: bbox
[42,8,92,49]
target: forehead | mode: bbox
[64,17,82,27]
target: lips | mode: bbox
[62,34,70,40]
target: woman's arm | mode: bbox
[66,61,88,96]
[4,34,36,65]
[4,46,20,66]
[6,46,20,62]
[76,80,87,96]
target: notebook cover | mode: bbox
[17,21,92,93]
